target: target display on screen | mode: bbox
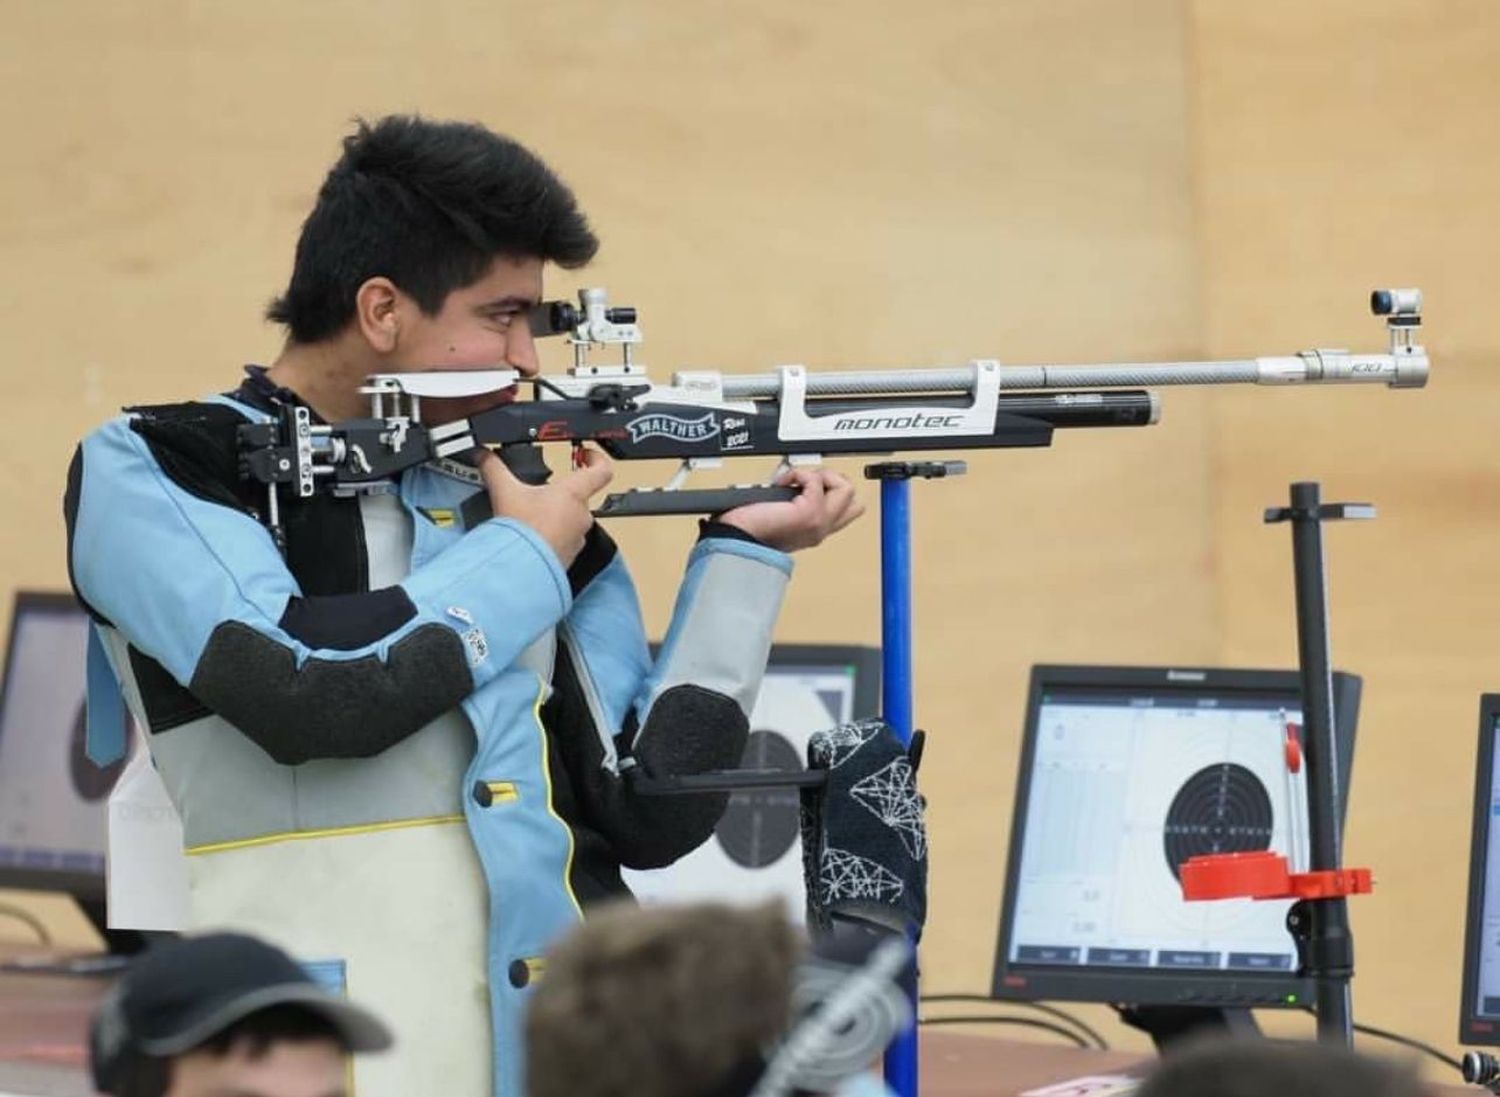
[993,665,1360,1009]
[1162,763,1275,880]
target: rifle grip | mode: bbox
[460,445,555,531]
[499,443,552,486]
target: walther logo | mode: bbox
[832,412,965,432]
[627,412,720,443]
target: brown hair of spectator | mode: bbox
[1135,1037,1427,1097]
[525,900,802,1097]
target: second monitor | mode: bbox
[992,664,1361,1010]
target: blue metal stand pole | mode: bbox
[879,475,918,1097]
[868,457,960,1097]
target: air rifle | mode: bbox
[238,287,1427,539]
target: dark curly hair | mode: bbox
[267,114,598,343]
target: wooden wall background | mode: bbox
[1,0,1494,1068]
[1193,0,1500,1059]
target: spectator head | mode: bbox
[525,900,800,1097]
[89,932,391,1097]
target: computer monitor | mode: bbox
[992,664,1361,1010]
[624,643,881,912]
[0,591,135,927]
[1457,694,1500,1045]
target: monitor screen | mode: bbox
[993,665,1360,1008]
[1458,695,1500,1045]
[0,592,135,903]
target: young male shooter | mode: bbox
[65,115,862,1096]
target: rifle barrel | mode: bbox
[716,352,1424,399]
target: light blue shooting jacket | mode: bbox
[68,389,794,1096]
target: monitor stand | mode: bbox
[1116,1005,1262,1052]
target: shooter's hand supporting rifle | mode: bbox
[715,466,866,552]
[479,446,864,558]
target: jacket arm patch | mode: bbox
[621,683,748,867]
[188,620,473,765]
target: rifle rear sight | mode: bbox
[1369,287,1422,357]
[527,287,642,372]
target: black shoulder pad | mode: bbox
[125,401,257,513]
[127,400,369,596]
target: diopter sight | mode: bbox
[1369,287,1422,359]
[528,287,643,371]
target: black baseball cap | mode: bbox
[90,933,391,1090]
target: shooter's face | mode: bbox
[388,254,544,425]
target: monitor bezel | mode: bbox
[0,590,109,902]
[1457,693,1500,1045]
[991,663,1362,1010]
[762,643,882,720]
[649,641,883,723]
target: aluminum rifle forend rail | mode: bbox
[236,288,1428,528]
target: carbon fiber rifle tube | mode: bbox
[723,363,1254,397]
[717,352,1425,399]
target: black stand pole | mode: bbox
[1264,480,1372,1047]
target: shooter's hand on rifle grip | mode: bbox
[716,467,865,552]
[477,446,614,567]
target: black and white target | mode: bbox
[715,729,804,869]
[1162,762,1275,879]
[1106,712,1301,944]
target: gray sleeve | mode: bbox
[547,540,793,869]
[636,543,792,729]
